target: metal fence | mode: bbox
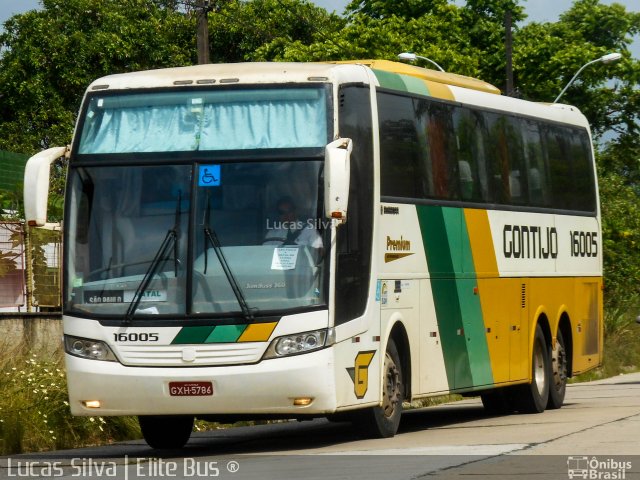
[0,222,62,311]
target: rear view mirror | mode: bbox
[324,138,352,223]
[23,146,68,226]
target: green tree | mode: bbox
[345,0,449,20]
[274,1,482,75]
[597,169,640,308]
[513,0,640,138]
[0,0,195,154]
[206,0,343,63]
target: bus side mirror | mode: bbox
[324,138,352,223]
[23,146,68,226]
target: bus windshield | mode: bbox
[65,160,328,318]
[78,87,328,154]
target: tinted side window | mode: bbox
[544,125,574,210]
[415,99,459,200]
[454,108,490,203]
[376,89,596,214]
[522,120,552,208]
[335,86,374,325]
[569,131,596,211]
[378,92,422,198]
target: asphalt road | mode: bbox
[2,372,640,479]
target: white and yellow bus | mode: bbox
[24,60,602,448]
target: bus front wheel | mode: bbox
[354,338,403,438]
[139,415,194,449]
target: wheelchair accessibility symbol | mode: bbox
[198,165,221,187]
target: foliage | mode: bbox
[513,0,640,138]
[207,0,343,63]
[274,2,483,76]
[598,164,640,308]
[0,224,22,283]
[0,347,139,454]
[0,0,195,154]
[28,226,62,308]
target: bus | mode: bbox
[24,60,603,448]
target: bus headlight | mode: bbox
[64,335,118,362]
[263,328,334,359]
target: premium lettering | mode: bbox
[386,236,411,251]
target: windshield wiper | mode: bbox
[124,191,182,324]
[203,195,255,322]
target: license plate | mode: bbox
[169,381,213,396]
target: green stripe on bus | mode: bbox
[205,324,247,343]
[417,205,493,390]
[417,205,471,390]
[400,75,430,97]
[172,326,214,344]
[457,215,494,387]
[372,69,431,97]
[372,69,407,91]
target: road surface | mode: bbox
[2,372,639,479]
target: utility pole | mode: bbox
[504,9,514,97]
[197,0,212,64]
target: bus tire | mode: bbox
[547,329,567,409]
[139,415,194,449]
[354,339,403,438]
[514,324,550,413]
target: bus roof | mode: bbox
[332,59,502,95]
[84,61,587,129]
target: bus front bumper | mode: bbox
[65,347,337,416]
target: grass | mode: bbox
[0,342,140,455]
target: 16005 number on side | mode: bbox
[168,381,213,396]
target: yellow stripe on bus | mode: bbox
[238,322,278,342]
[463,209,498,277]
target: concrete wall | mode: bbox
[0,314,63,359]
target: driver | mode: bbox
[264,196,323,248]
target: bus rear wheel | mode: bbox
[514,324,550,413]
[354,339,403,438]
[139,415,194,449]
[547,329,567,409]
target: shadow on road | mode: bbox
[8,402,497,461]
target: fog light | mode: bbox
[293,397,313,406]
[82,400,101,409]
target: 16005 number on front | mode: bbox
[168,381,213,396]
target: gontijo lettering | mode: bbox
[503,225,558,259]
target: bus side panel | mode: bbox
[418,278,450,395]
[571,277,604,374]
[333,312,383,410]
[416,205,495,391]
[464,209,528,383]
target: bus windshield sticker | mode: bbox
[83,290,167,304]
[271,247,299,270]
[198,165,221,187]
